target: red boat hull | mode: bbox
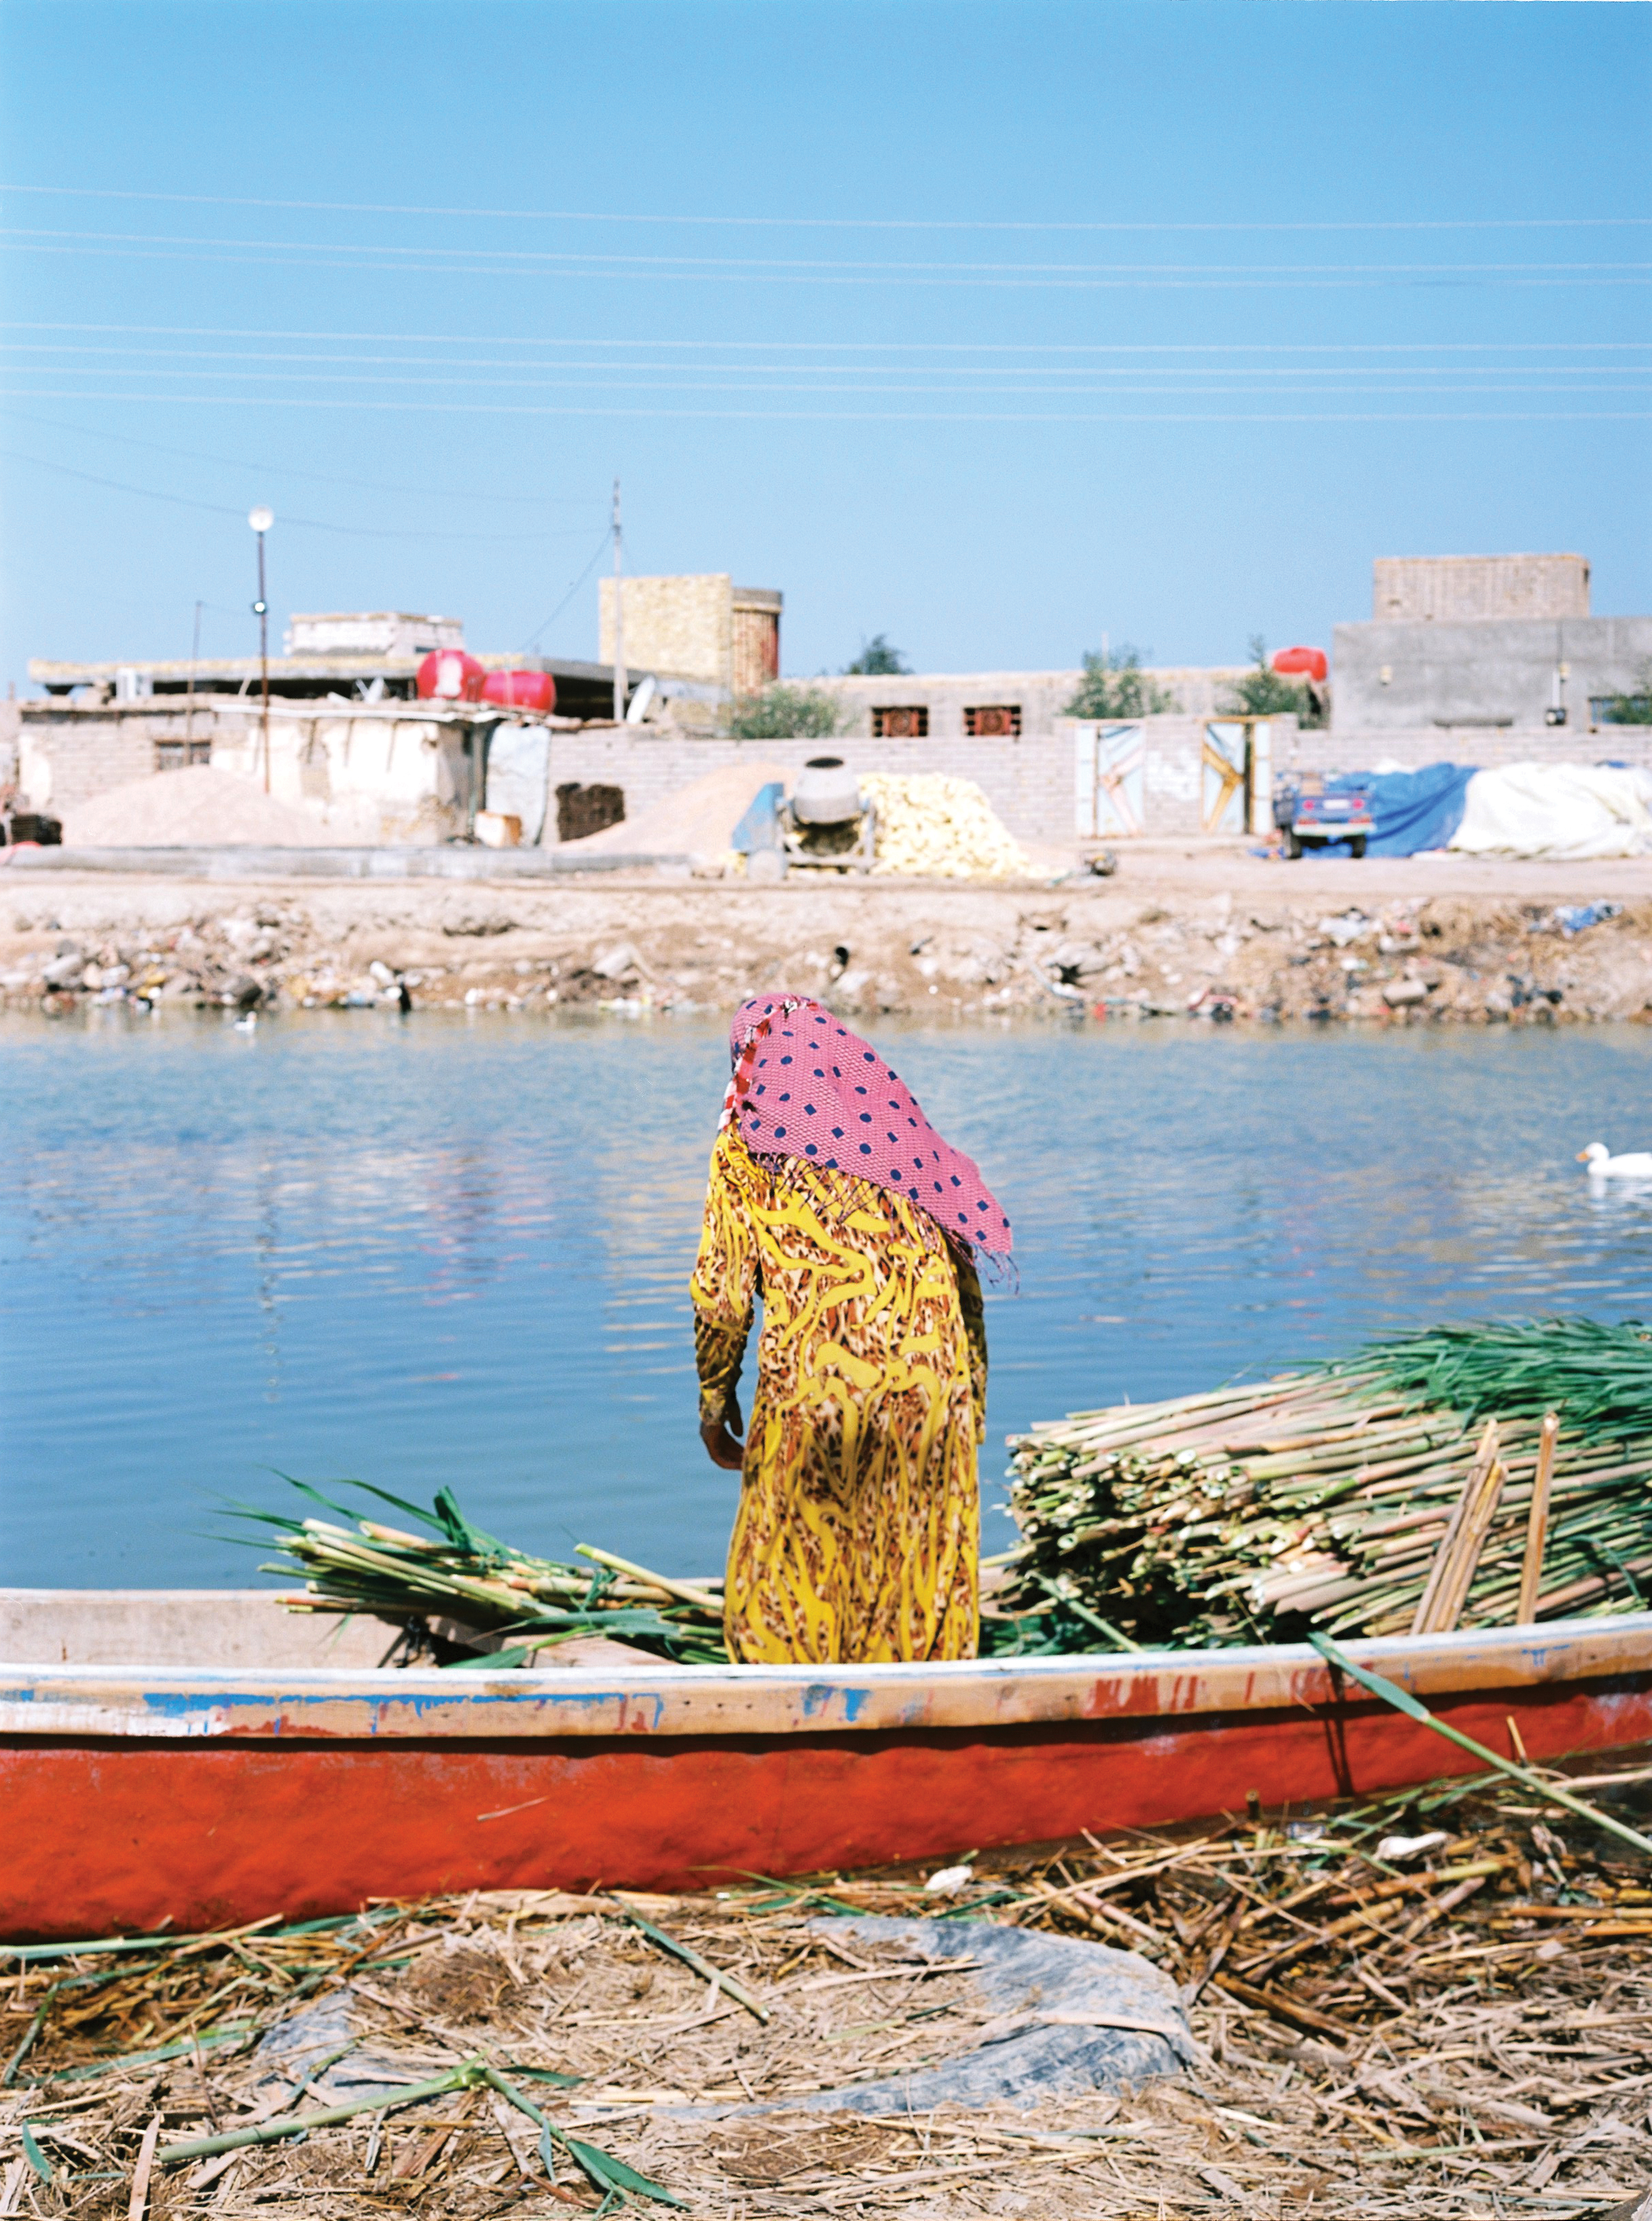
[5,1617,1651,1939]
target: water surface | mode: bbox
[3,1007,1649,1585]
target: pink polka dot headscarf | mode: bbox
[722,993,1012,1257]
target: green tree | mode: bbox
[1063,644,1178,719]
[1222,636,1327,727]
[727,683,847,740]
[843,634,909,676]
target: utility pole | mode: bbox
[249,507,274,790]
[183,598,203,755]
[611,477,626,724]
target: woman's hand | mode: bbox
[700,1393,745,1471]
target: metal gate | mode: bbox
[1201,718,1274,836]
[1202,721,1249,835]
[1073,722,1145,838]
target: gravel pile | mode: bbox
[60,768,354,849]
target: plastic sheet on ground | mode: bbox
[1326,763,1474,856]
[762,1913,1192,2114]
[1450,762,1652,859]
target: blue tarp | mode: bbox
[731,780,785,853]
[1323,761,1475,857]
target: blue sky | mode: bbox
[1,0,1647,688]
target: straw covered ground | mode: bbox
[6,1763,1652,2220]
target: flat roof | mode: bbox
[29,652,620,690]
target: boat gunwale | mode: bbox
[3,1611,1650,1742]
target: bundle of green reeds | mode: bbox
[997,1318,1652,1653]
[237,1479,730,1664]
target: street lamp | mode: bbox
[249,507,274,792]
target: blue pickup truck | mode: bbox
[1272,773,1376,860]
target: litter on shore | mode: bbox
[5,1763,1651,2218]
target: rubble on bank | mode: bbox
[1,881,1650,1026]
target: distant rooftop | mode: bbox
[283,611,464,659]
[29,608,623,718]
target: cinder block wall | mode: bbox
[817,667,1250,733]
[1298,724,1652,774]
[537,716,1217,847]
[538,728,1078,847]
[20,708,170,811]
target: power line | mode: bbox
[6,235,1649,291]
[523,527,614,653]
[3,182,1647,234]
[10,365,1649,399]
[4,392,1646,425]
[8,320,1649,357]
[0,401,606,505]
[0,446,609,536]
[6,224,1648,280]
[7,342,1647,382]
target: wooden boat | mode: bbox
[3,1586,1651,1942]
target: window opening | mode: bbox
[872,705,928,739]
[155,740,213,771]
[964,704,1021,737]
[556,782,626,843]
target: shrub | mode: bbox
[1063,644,1178,719]
[727,684,847,740]
[1601,661,1652,725]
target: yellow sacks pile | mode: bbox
[860,773,1031,879]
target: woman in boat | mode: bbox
[691,993,1012,1666]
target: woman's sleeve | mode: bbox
[689,1130,758,1429]
[954,1244,989,1444]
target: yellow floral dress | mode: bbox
[691,1124,987,1665]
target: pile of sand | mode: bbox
[860,773,1031,878]
[60,766,354,848]
[562,760,789,858]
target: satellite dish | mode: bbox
[247,507,274,534]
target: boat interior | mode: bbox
[0,1590,652,1672]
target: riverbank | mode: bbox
[5,847,1651,1025]
[5,1763,1649,2220]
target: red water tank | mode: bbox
[481,669,557,714]
[1272,646,1329,683]
[416,648,488,703]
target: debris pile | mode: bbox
[5,1765,1651,2218]
[998,1318,1652,1652]
[2,885,1649,1024]
[859,774,1031,881]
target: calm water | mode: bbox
[3,1007,1650,1587]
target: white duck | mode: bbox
[1579,1141,1652,1178]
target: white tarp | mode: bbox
[1450,762,1652,860]
[483,723,551,845]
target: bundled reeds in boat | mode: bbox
[995,1318,1652,1653]
[236,1480,729,1664]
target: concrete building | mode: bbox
[1332,555,1652,750]
[29,612,621,720]
[599,574,782,695]
[1372,553,1590,625]
[18,697,502,845]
